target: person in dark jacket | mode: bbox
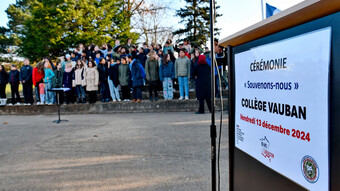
[193,55,212,114]
[8,64,21,105]
[97,58,110,102]
[107,58,121,102]
[145,50,159,101]
[63,63,75,104]
[159,54,175,100]
[52,62,64,104]
[136,47,147,68]
[20,58,33,105]
[0,65,9,99]
[128,54,144,103]
[119,57,131,101]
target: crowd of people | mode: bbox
[0,38,228,114]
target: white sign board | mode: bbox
[234,27,331,191]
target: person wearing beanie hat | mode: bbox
[192,54,212,114]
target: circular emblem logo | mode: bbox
[301,155,319,183]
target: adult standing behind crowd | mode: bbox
[175,49,191,100]
[145,50,159,101]
[163,39,174,54]
[0,65,9,99]
[193,55,212,114]
[20,58,33,105]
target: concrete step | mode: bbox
[0,98,228,115]
[5,90,229,103]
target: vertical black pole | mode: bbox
[210,0,216,191]
[227,45,234,191]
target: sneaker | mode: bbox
[48,103,53,105]
[185,96,189,100]
[178,97,184,100]
[149,97,153,102]
[15,102,21,105]
[105,98,110,102]
[154,97,158,101]
[132,99,136,103]
[112,99,116,102]
[136,99,141,103]
[37,102,41,105]
[117,99,121,102]
[7,103,13,106]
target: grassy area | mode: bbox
[5,84,23,97]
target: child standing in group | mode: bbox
[33,62,45,104]
[145,50,159,101]
[97,58,110,102]
[128,54,144,103]
[159,54,175,100]
[84,60,99,104]
[63,63,75,104]
[118,57,131,101]
[107,58,121,102]
[52,62,64,104]
[175,49,191,100]
[8,65,20,105]
[74,59,86,103]
[44,60,55,104]
[0,65,9,99]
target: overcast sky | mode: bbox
[0,0,304,40]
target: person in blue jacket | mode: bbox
[128,54,144,103]
[20,58,33,105]
[159,54,175,100]
[44,60,55,104]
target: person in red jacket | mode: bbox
[32,62,45,104]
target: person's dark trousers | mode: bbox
[133,86,142,100]
[87,91,97,103]
[35,81,42,103]
[65,89,75,104]
[23,82,33,104]
[100,81,110,100]
[148,81,158,99]
[121,85,131,100]
[10,82,20,104]
[0,83,6,98]
[198,98,212,113]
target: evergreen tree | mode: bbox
[4,0,139,61]
[173,0,221,46]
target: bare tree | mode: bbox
[132,0,174,46]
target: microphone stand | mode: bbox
[210,0,216,190]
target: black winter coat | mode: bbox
[20,65,33,84]
[97,63,108,83]
[0,71,9,85]
[8,70,20,84]
[193,63,211,100]
[108,64,120,87]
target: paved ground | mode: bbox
[0,113,229,191]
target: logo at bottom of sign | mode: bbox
[301,155,319,183]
